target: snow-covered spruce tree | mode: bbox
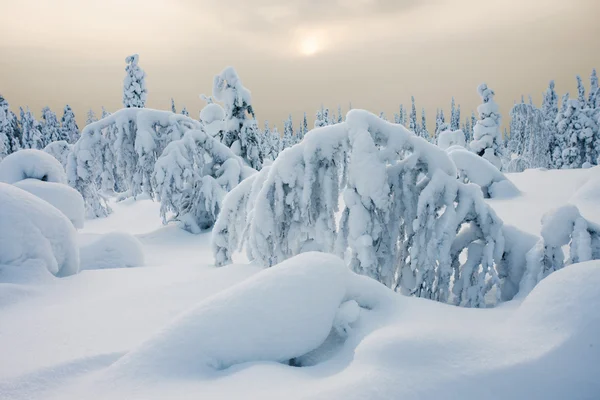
[283,115,295,148]
[301,112,308,141]
[450,98,461,131]
[40,107,61,146]
[212,67,257,162]
[337,105,343,123]
[200,102,226,142]
[20,107,44,149]
[576,75,586,106]
[520,204,600,297]
[97,107,118,194]
[556,99,597,168]
[153,128,255,233]
[60,105,79,143]
[589,69,598,109]
[315,105,326,128]
[551,93,570,168]
[409,96,418,134]
[123,54,147,108]
[420,108,430,141]
[171,98,177,114]
[240,119,263,170]
[86,109,97,125]
[181,107,189,117]
[542,81,559,169]
[69,108,201,216]
[219,110,510,307]
[0,95,22,154]
[470,84,503,169]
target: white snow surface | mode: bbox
[0,149,67,184]
[79,232,145,270]
[0,168,599,399]
[13,179,85,229]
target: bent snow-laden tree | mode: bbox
[68,108,201,217]
[519,205,600,297]
[214,110,512,307]
[152,129,255,233]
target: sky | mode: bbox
[0,0,599,131]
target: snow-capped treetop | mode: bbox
[589,69,598,108]
[576,75,586,106]
[470,83,503,169]
[86,109,97,125]
[123,54,147,108]
[41,107,61,145]
[212,67,253,121]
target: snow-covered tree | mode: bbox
[420,108,430,141]
[240,119,263,170]
[181,107,189,117]
[153,128,254,233]
[556,99,597,168]
[576,75,586,106]
[60,105,79,143]
[86,109,97,125]
[123,54,147,108]
[589,69,598,108]
[315,105,326,128]
[409,96,418,134]
[301,112,308,140]
[337,105,343,123]
[542,81,559,169]
[40,106,61,146]
[212,67,257,163]
[470,83,503,169]
[282,115,295,149]
[216,110,511,307]
[44,140,72,170]
[171,98,177,114]
[200,102,226,142]
[20,107,44,149]
[450,98,461,131]
[0,95,21,157]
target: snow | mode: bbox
[1,168,599,399]
[79,232,145,270]
[14,179,85,229]
[0,149,67,184]
[0,182,79,277]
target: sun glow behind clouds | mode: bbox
[299,36,321,56]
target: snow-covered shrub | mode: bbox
[153,129,254,233]
[0,183,79,277]
[505,156,530,173]
[44,140,72,170]
[218,110,511,307]
[79,232,145,270]
[14,179,85,229]
[107,252,389,378]
[69,108,201,217]
[519,204,600,296]
[437,128,466,150]
[470,83,503,169]
[0,149,67,184]
[447,146,519,198]
[199,103,226,141]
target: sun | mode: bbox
[299,36,320,57]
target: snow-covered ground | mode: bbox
[1,168,599,400]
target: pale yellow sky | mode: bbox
[0,0,599,129]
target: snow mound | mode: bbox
[200,103,225,125]
[13,178,85,229]
[79,233,145,270]
[437,129,466,150]
[570,166,600,205]
[0,149,67,184]
[109,253,381,378]
[447,146,519,198]
[0,183,79,277]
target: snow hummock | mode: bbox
[14,178,85,229]
[0,182,79,277]
[0,149,67,184]
[80,232,145,270]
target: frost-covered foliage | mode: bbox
[0,95,21,158]
[447,146,519,198]
[218,110,512,307]
[507,99,548,169]
[14,178,85,229]
[69,108,201,217]
[60,105,79,143]
[153,129,254,233]
[212,67,261,164]
[520,205,600,296]
[470,84,503,169]
[240,119,263,170]
[555,99,598,169]
[86,109,98,125]
[200,103,226,141]
[437,128,466,150]
[0,182,79,277]
[0,149,67,184]
[19,107,44,150]
[40,107,61,146]
[123,54,147,108]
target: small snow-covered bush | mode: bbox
[79,232,145,270]
[0,149,67,184]
[447,146,519,198]
[0,183,79,277]
[153,129,255,233]
[43,140,72,170]
[14,179,85,229]
[437,128,466,150]
[519,204,600,296]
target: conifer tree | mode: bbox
[171,98,177,114]
[86,109,97,125]
[409,96,418,134]
[420,108,429,141]
[181,107,189,117]
[123,54,147,108]
[470,83,503,169]
[41,106,61,145]
[60,105,79,143]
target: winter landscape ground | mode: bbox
[0,164,598,399]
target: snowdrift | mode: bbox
[14,178,85,229]
[108,252,390,379]
[0,182,79,277]
[0,149,67,184]
[79,232,145,270]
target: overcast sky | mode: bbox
[0,0,598,130]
